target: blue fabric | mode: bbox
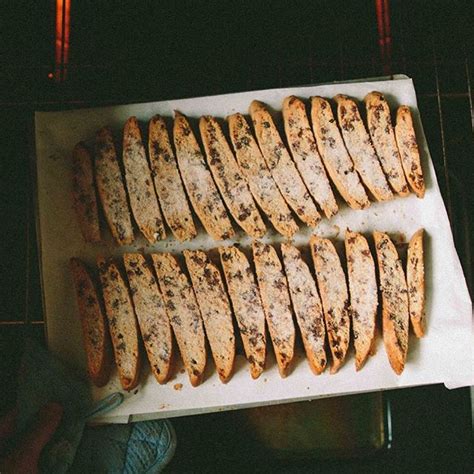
[16,338,91,474]
[15,338,176,473]
[124,419,176,474]
[71,419,176,474]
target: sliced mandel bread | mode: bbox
[94,127,134,245]
[97,257,141,391]
[227,113,298,238]
[249,100,321,227]
[200,116,266,238]
[373,231,409,375]
[310,96,370,210]
[123,116,165,243]
[148,115,197,241]
[395,106,426,198]
[335,95,393,202]
[184,249,236,382]
[365,92,409,196]
[173,111,234,240]
[345,230,378,370]
[310,236,351,373]
[70,258,112,387]
[282,95,339,219]
[152,252,206,387]
[123,253,172,384]
[407,228,425,337]
[219,246,266,379]
[253,241,295,377]
[72,142,101,243]
[281,243,327,375]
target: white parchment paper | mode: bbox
[35,76,473,423]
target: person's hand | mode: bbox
[0,402,63,474]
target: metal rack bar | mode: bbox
[430,21,452,222]
[0,321,44,326]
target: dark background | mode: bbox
[0,1,472,472]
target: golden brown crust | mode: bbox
[365,92,410,197]
[123,116,166,243]
[281,243,327,375]
[395,106,426,198]
[219,246,266,379]
[97,256,141,390]
[72,142,101,243]
[123,253,173,384]
[227,113,298,237]
[345,230,378,370]
[184,249,235,382]
[253,241,295,377]
[70,258,112,387]
[250,100,321,227]
[310,236,351,373]
[173,111,234,241]
[310,96,370,210]
[373,231,409,374]
[148,115,197,241]
[94,127,134,245]
[282,96,339,218]
[152,252,206,387]
[200,116,266,238]
[335,95,393,202]
[407,228,425,337]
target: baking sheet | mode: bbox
[35,76,473,423]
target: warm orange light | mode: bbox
[375,0,392,74]
[54,0,71,82]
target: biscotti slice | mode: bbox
[335,95,393,202]
[97,257,141,390]
[184,249,235,382]
[310,236,351,373]
[395,106,426,198]
[310,96,370,210]
[345,230,378,370]
[365,92,410,196]
[123,253,172,384]
[94,127,134,245]
[199,116,266,238]
[407,229,425,337]
[228,113,298,237]
[282,96,339,219]
[373,231,409,375]
[219,246,266,379]
[253,241,295,377]
[123,116,165,243]
[72,142,101,243]
[70,258,112,387]
[148,115,197,241]
[281,243,327,375]
[249,100,321,227]
[152,252,206,387]
[173,112,234,240]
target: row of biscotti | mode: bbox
[70,229,425,390]
[72,92,426,244]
